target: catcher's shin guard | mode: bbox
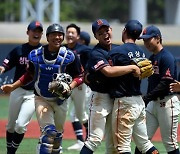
[39,125,57,154]
[52,132,63,154]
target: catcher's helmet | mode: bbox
[46,23,64,36]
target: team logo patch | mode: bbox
[143,28,147,35]
[165,68,171,77]
[4,59,9,64]
[94,60,104,69]
[97,19,103,26]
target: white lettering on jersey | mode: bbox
[46,66,53,71]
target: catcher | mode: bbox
[1,23,83,154]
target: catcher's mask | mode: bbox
[52,73,72,85]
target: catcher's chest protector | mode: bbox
[28,47,75,98]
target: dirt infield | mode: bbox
[0,120,180,141]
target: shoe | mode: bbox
[67,140,84,151]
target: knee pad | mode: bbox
[40,125,57,143]
[39,125,58,154]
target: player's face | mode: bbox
[27,28,43,46]
[66,27,80,44]
[47,32,64,51]
[95,26,112,47]
[143,37,159,53]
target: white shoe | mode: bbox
[67,140,84,151]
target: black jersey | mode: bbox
[86,43,119,93]
[145,48,177,101]
[64,43,92,69]
[2,43,41,90]
[109,43,146,98]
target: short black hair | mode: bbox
[66,23,81,35]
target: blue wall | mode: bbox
[0,44,180,94]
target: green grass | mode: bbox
[0,138,168,154]
[0,95,179,154]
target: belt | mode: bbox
[154,93,174,101]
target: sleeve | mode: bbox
[90,50,109,72]
[2,48,18,72]
[144,79,173,102]
[144,54,176,101]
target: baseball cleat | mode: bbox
[67,140,84,151]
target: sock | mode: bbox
[135,147,142,154]
[83,121,88,140]
[146,146,159,154]
[72,121,84,142]
[80,145,93,154]
[11,131,24,153]
[6,131,13,153]
[168,148,180,154]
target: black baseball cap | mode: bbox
[27,21,43,31]
[125,20,142,38]
[92,19,110,35]
[139,25,162,39]
[80,31,91,45]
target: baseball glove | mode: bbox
[131,58,154,79]
[48,73,72,100]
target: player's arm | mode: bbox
[1,71,33,93]
[1,61,34,93]
[100,65,140,77]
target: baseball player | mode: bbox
[136,25,180,154]
[0,21,43,154]
[79,31,91,46]
[64,24,91,151]
[108,20,159,154]
[1,23,83,154]
[80,19,142,154]
[170,81,180,92]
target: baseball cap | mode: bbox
[80,31,91,45]
[92,19,110,35]
[125,20,142,38]
[27,21,43,31]
[138,25,162,39]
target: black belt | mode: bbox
[154,93,175,101]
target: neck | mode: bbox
[153,45,163,55]
[28,42,39,46]
[124,38,135,44]
[67,42,76,49]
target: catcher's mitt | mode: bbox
[131,58,154,79]
[48,73,72,100]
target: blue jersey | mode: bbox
[2,43,41,90]
[64,43,92,69]
[109,43,146,98]
[86,43,119,93]
[146,48,177,100]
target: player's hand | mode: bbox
[1,84,15,93]
[0,66,5,74]
[170,80,180,92]
[131,65,141,78]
